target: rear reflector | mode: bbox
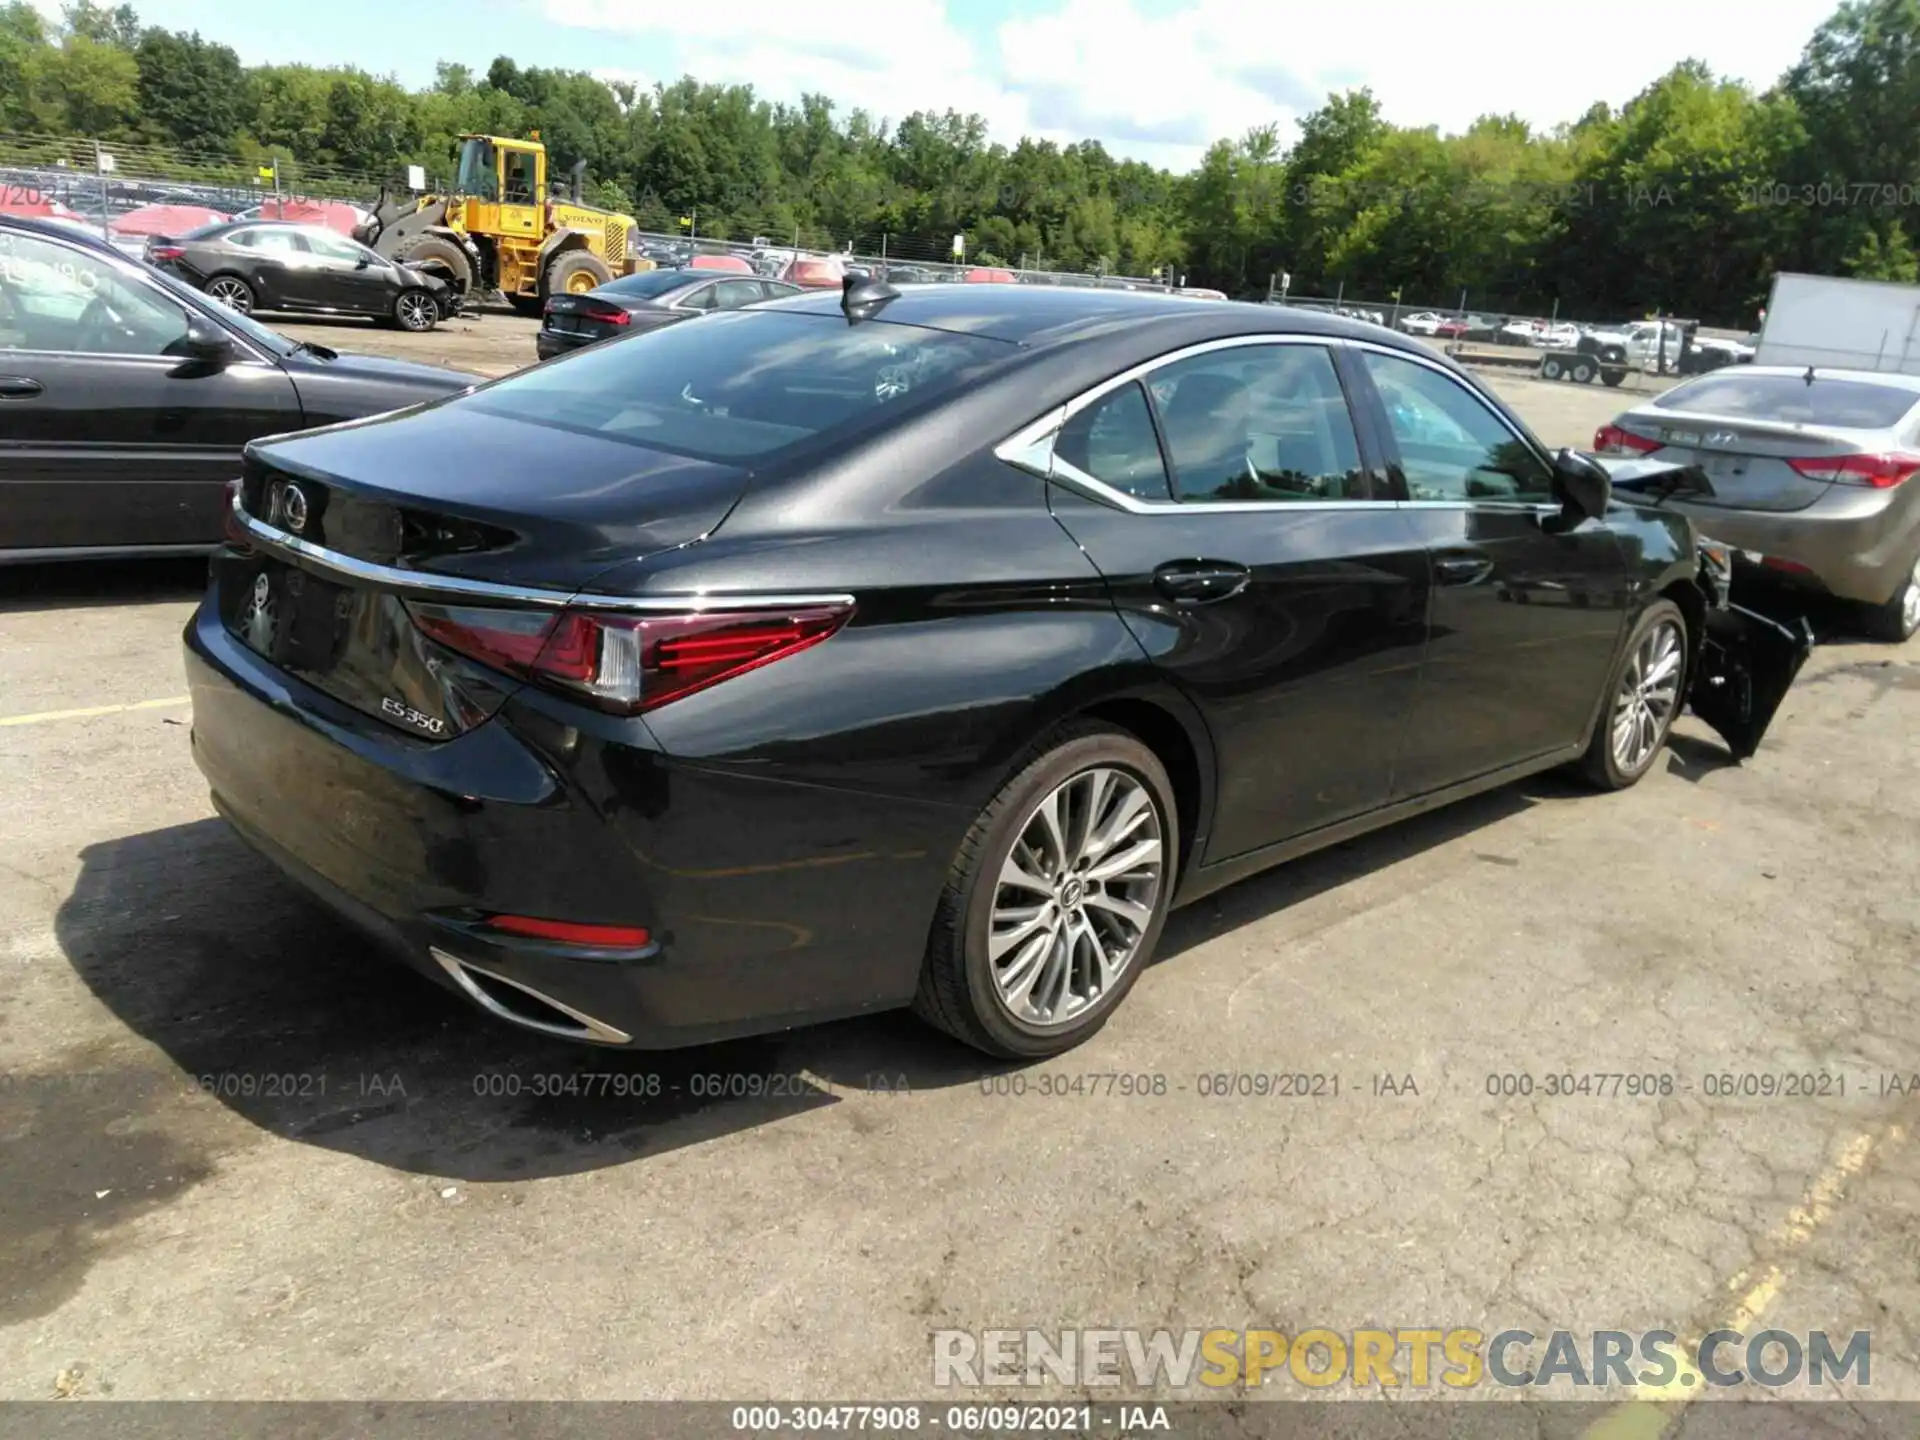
[1784,452,1920,488]
[405,599,853,714]
[484,914,651,947]
[1594,424,1660,455]
[1760,555,1817,577]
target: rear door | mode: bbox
[0,226,301,554]
[1036,338,1432,862]
[1347,346,1628,794]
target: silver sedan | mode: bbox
[1594,366,1920,640]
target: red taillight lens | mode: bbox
[581,301,630,326]
[484,914,651,947]
[1785,452,1920,488]
[1594,424,1660,455]
[404,600,853,714]
[149,245,185,262]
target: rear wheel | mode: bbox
[393,289,439,333]
[914,723,1177,1058]
[1602,368,1626,387]
[1578,600,1687,789]
[1862,556,1920,642]
[1570,359,1596,384]
[1541,356,1564,380]
[204,274,255,314]
[542,250,613,302]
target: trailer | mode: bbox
[1753,272,1920,373]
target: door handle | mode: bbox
[1433,552,1494,586]
[1153,561,1251,605]
[0,376,43,400]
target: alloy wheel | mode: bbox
[396,292,436,331]
[1902,558,1920,637]
[987,767,1165,1029]
[1611,619,1684,772]
[206,278,251,313]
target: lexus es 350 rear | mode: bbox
[187,283,1804,1058]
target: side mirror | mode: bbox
[1551,447,1612,521]
[183,313,236,361]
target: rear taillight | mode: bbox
[148,245,184,262]
[405,601,853,714]
[1785,452,1920,488]
[1594,424,1660,455]
[582,301,630,326]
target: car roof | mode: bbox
[0,214,121,254]
[1703,365,1920,394]
[764,282,1426,351]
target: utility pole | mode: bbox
[93,140,111,240]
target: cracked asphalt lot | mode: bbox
[1,353,1917,1408]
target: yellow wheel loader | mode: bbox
[356,133,647,316]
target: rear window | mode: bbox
[457,309,1011,462]
[598,269,694,299]
[1655,373,1920,429]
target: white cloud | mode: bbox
[551,0,1841,173]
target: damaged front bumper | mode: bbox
[1686,539,1814,760]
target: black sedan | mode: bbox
[149,220,450,330]
[536,268,802,358]
[0,216,473,561]
[184,281,1809,1057]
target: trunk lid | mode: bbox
[225,405,749,739]
[1611,408,1865,512]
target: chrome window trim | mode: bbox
[231,497,854,613]
[992,334,1386,515]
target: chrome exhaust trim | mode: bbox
[430,948,633,1045]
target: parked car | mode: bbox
[0,216,472,562]
[1595,366,1920,640]
[150,220,451,330]
[184,283,1806,1058]
[782,255,846,288]
[1498,318,1544,346]
[537,269,801,358]
[1400,311,1445,336]
[685,253,755,275]
[1434,317,1471,339]
[1537,322,1581,349]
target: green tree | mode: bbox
[133,28,244,147]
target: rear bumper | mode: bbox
[1671,487,1919,605]
[534,327,600,360]
[183,599,963,1049]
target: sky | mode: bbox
[64,0,1844,173]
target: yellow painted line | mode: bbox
[0,695,189,727]
[1580,1125,1901,1440]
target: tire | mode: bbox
[542,249,614,301]
[1570,359,1596,384]
[1541,357,1564,381]
[393,288,439,333]
[913,723,1179,1059]
[204,274,255,315]
[1862,555,1920,643]
[1602,369,1626,387]
[392,234,473,296]
[1577,600,1687,790]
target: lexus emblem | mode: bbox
[282,483,309,533]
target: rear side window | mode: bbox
[1055,383,1170,500]
[599,269,696,299]
[1655,372,1920,429]
[458,310,1010,462]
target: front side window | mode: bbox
[1054,382,1170,501]
[303,229,374,264]
[710,279,764,309]
[1360,351,1552,502]
[0,230,191,356]
[1146,343,1366,502]
[458,310,1010,462]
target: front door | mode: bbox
[1346,346,1630,795]
[1042,338,1431,863]
[0,228,301,553]
[496,145,544,241]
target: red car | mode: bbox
[781,256,847,288]
[686,253,754,274]
[1434,318,1471,339]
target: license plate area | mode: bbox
[229,560,353,674]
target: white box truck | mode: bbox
[1753,272,1920,373]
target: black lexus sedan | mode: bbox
[536,268,803,358]
[184,281,1809,1058]
[148,220,450,330]
[0,216,473,561]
